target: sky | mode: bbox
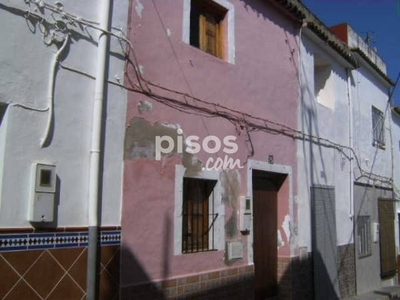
[301,0,400,105]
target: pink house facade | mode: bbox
[121,0,306,299]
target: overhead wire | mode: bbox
[20,0,395,187]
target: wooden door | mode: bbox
[253,189,278,299]
[378,198,397,278]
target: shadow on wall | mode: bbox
[240,0,299,35]
[118,207,320,300]
[119,243,319,300]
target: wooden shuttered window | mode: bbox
[190,0,226,59]
[378,198,397,278]
[199,14,223,58]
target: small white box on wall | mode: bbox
[372,222,380,243]
[29,163,56,223]
[240,196,252,234]
[226,241,243,260]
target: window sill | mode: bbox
[182,249,219,255]
[185,43,229,63]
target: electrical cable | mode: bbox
[16,0,396,188]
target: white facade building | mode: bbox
[0,0,128,228]
[298,20,396,298]
[0,1,128,298]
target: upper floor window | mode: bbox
[183,0,235,63]
[372,106,385,148]
[314,54,334,110]
[190,0,227,59]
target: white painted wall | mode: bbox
[297,34,354,250]
[0,0,128,227]
[298,30,393,252]
[391,111,400,254]
[392,113,400,191]
[351,64,392,184]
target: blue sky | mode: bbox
[301,0,400,105]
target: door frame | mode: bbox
[246,159,294,264]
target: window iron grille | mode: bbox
[182,177,218,253]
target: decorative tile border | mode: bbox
[0,225,121,234]
[0,230,121,252]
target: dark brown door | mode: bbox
[378,198,397,278]
[253,186,278,299]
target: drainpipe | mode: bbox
[346,68,354,220]
[86,0,111,299]
[41,34,69,148]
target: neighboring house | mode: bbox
[298,14,358,300]
[390,106,400,285]
[121,0,305,299]
[298,14,396,300]
[332,23,397,296]
[0,0,128,299]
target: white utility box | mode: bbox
[240,196,252,233]
[372,222,380,243]
[226,241,243,260]
[30,163,56,223]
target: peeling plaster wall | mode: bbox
[221,170,241,240]
[122,0,299,284]
[0,0,128,227]
[277,175,291,255]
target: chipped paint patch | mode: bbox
[124,117,202,173]
[137,100,153,114]
[166,28,172,37]
[278,230,284,247]
[135,0,144,18]
[282,215,290,242]
[220,170,241,241]
[138,65,144,75]
[225,213,238,238]
[124,117,179,160]
[220,170,241,208]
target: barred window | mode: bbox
[357,216,371,258]
[372,106,385,148]
[182,177,218,253]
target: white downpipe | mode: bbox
[89,1,110,229]
[346,68,354,220]
[86,0,111,299]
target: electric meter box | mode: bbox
[30,163,56,223]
